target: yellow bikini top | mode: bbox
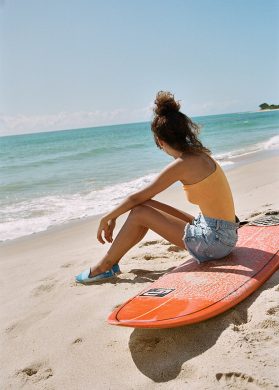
[182,158,236,222]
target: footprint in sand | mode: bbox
[5,311,51,337]
[143,254,169,260]
[266,305,279,316]
[241,319,279,345]
[61,262,73,268]
[5,322,17,334]
[15,361,53,384]
[228,309,249,328]
[31,280,56,297]
[167,245,185,253]
[72,337,83,344]
[256,319,279,331]
[215,372,269,388]
[144,254,168,260]
[139,240,162,247]
[143,254,158,260]
[243,330,272,344]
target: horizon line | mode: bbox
[0,109,273,138]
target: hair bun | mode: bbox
[153,91,181,116]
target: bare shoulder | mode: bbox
[178,152,217,185]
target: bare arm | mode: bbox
[97,158,186,243]
[143,199,194,223]
[102,158,184,221]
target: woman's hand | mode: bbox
[107,218,116,242]
[97,217,116,244]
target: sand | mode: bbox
[0,155,279,390]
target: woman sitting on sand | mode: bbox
[76,91,240,284]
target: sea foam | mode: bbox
[0,173,157,241]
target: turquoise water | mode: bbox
[1,110,279,241]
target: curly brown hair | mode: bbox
[151,91,211,155]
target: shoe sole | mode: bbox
[76,274,120,285]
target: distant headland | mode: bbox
[259,103,279,111]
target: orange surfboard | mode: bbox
[108,224,279,328]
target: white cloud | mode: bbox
[0,105,154,136]
[187,99,240,116]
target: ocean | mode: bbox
[1,110,279,241]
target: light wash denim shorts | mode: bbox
[183,213,240,263]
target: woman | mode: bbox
[76,91,239,284]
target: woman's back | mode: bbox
[181,153,235,222]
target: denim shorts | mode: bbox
[183,213,240,263]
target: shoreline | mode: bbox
[257,108,279,112]
[1,149,278,246]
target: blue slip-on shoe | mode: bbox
[75,263,121,285]
[112,263,121,274]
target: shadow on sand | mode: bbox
[127,246,279,383]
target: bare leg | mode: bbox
[90,204,194,277]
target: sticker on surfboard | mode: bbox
[140,288,174,297]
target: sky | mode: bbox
[0,0,278,135]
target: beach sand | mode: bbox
[1,155,279,390]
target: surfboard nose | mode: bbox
[108,295,214,327]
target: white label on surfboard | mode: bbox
[140,288,175,297]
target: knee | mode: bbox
[129,205,147,221]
